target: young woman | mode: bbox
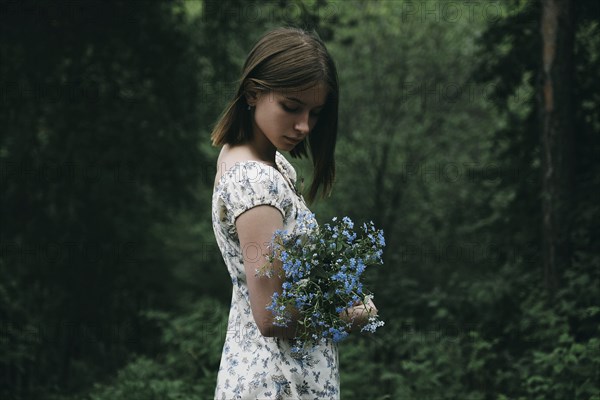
[211,27,377,399]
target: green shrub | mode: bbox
[53,297,228,400]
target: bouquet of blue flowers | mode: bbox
[259,211,385,354]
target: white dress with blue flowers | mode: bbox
[212,151,340,399]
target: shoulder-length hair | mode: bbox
[210,26,339,203]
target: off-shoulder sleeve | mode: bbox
[216,161,291,228]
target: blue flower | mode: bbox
[377,231,386,247]
[264,212,385,349]
[342,229,357,243]
[361,318,385,333]
[356,260,366,275]
[342,216,354,229]
[327,327,348,343]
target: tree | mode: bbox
[539,0,575,291]
[0,0,206,396]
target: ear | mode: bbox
[244,80,260,106]
[245,90,259,107]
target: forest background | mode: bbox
[1,0,599,399]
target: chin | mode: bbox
[282,137,304,150]
[278,142,298,151]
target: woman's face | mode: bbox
[250,82,328,151]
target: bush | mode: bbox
[52,297,228,400]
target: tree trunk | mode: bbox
[539,0,574,292]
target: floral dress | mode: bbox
[212,151,340,399]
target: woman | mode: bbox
[211,27,377,399]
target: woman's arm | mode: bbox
[236,204,300,338]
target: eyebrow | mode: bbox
[285,96,325,108]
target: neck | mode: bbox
[248,126,277,164]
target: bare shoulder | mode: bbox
[213,144,273,189]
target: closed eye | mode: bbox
[281,102,323,119]
[281,103,299,113]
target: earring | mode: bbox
[247,105,252,110]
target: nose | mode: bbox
[294,112,310,136]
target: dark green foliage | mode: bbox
[1,0,598,399]
[46,297,228,400]
[1,0,209,397]
[81,297,228,400]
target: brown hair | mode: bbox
[210,26,339,203]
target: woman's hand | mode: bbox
[339,297,378,332]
